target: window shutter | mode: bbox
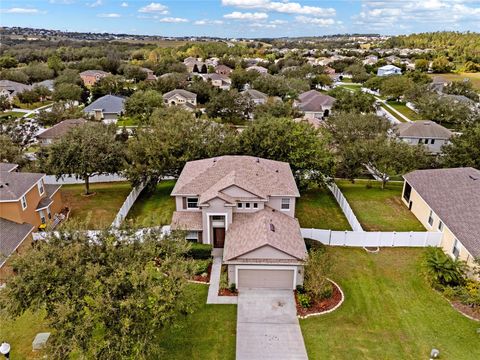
[198,231,203,243]
[182,197,187,209]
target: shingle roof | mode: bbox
[0,80,31,95]
[163,89,197,100]
[171,211,203,231]
[404,167,480,257]
[0,163,19,172]
[223,206,307,261]
[80,70,110,76]
[171,156,300,199]
[37,118,88,140]
[395,121,453,139]
[0,172,44,201]
[84,95,125,114]
[45,184,61,199]
[298,90,335,112]
[0,218,34,267]
[241,89,268,100]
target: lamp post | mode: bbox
[0,342,10,359]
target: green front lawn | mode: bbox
[0,111,25,121]
[117,117,140,127]
[336,180,425,231]
[297,187,351,230]
[301,247,479,359]
[386,100,424,121]
[61,182,132,229]
[380,103,407,123]
[126,180,176,227]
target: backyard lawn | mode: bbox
[336,180,425,231]
[429,72,480,90]
[297,187,351,230]
[301,247,480,360]
[126,180,176,227]
[61,182,132,229]
[380,103,406,122]
[386,100,424,121]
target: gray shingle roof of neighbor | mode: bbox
[83,95,125,114]
[395,121,453,139]
[163,89,197,100]
[80,70,110,76]
[0,80,31,94]
[0,171,44,201]
[0,218,34,267]
[171,156,300,198]
[298,90,335,112]
[241,89,268,100]
[0,163,19,172]
[403,167,480,258]
[37,118,88,140]
[223,206,307,261]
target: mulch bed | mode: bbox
[218,288,238,296]
[295,282,342,317]
[192,263,212,283]
[451,301,480,321]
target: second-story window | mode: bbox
[237,203,243,209]
[21,195,27,210]
[187,197,198,209]
[427,210,434,226]
[245,203,251,208]
[281,198,290,210]
[37,181,44,195]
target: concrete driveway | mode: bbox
[236,289,308,360]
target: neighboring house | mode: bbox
[198,73,232,90]
[247,65,268,74]
[163,89,197,111]
[324,66,336,75]
[377,65,402,77]
[33,79,55,92]
[241,89,269,105]
[215,64,233,76]
[440,94,479,109]
[79,70,110,87]
[140,67,157,81]
[83,95,125,123]
[402,168,480,270]
[0,164,64,280]
[295,90,336,119]
[170,156,307,290]
[430,76,449,94]
[394,121,453,154]
[37,118,88,146]
[0,80,31,102]
[362,55,378,66]
[185,59,206,73]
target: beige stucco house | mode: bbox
[402,167,479,270]
[163,89,197,111]
[170,156,307,289]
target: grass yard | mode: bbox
[0,110,25,121]
[338,84,362,91]
[386,100,424,121]
[429,72,480,90]
[61,182,132,229]
[296,187,351,230]
[336,180,425,231]
[117,117,140,127]
[380,103,406,122]
[126,180,176,227]
[301,247,480,360]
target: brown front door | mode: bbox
[213,228,225,248]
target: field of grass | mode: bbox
[61,182,132,229]
[338,84,362,91]
[0,110,25,121]
[336,180,425,231]
[12,100,53,110]
[296,187,351,230]
[380,103,407,122]
[117,117,140,127]
[386,100,424,121]
[301,247,480,360]
[126,181,176,227]
[429,72,480,90]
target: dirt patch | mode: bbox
[192,263,212,283]
[218,288,238,296]
[296,281,343,317]
[451,301,480,321]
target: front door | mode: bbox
[213,228,225,248]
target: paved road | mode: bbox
[236,289,308,360]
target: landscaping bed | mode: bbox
[451,301,480,321]
[191,259,212,283]
[219,264,238,296]
[296,280,343,318]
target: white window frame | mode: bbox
[237,202,243,209]
[452,239,460,259]
[21,195,27,210]
[245,202,250,209]
[186,197,199,209]
[427,210,434,227]
[39,210,46,224]
[186,231,199,241]
[37,181,45,196]
[281,198,290,211]
[438,221,443,232]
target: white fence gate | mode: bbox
[301,228,442,248]
[111,183,146,228]
[328,182,363,232]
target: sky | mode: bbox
[1,0,479,38]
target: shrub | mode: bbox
[442,286,458,300]
[193,259,211,275]
[219,268,229,290]
[458,280,480,308]
[423,247,466,288]
[319,282,333,300]
[304,238,326,253]
[229,283,237,292]
[186,243,212,259]
[304,249,333,301]
[296,285,306,294]
[298,293,311,308]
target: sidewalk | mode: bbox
[206,252,237,305]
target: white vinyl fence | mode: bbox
[44,173,127,185]
[111,183,146,228]
[301,228,442,248]
[328,182,363,231]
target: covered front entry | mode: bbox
[237,268,295,290]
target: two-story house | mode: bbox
[163,89,197,111]
[295,90,336,119]
[170,156,307,290]
[79,70,111,87]
[0,163,64,280]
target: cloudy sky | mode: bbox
[1,0,479,37]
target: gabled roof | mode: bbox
[0,80,31,94]
[0,218,34,267]
[241,89,268,100]
[404,167,480,258]
[0,163,19,172]
[163,89,197,100]
[84,95,125,114]
[37,118,88,140]
[223,206,307,261]
[0,171,44,201]
[171,156,300,199]
[395,121,453,139]
[378,64,401,70]
[215,64,232,71]
[298,90,335,112]
[80,70,110,76]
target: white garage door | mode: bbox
[237,269,294,289]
